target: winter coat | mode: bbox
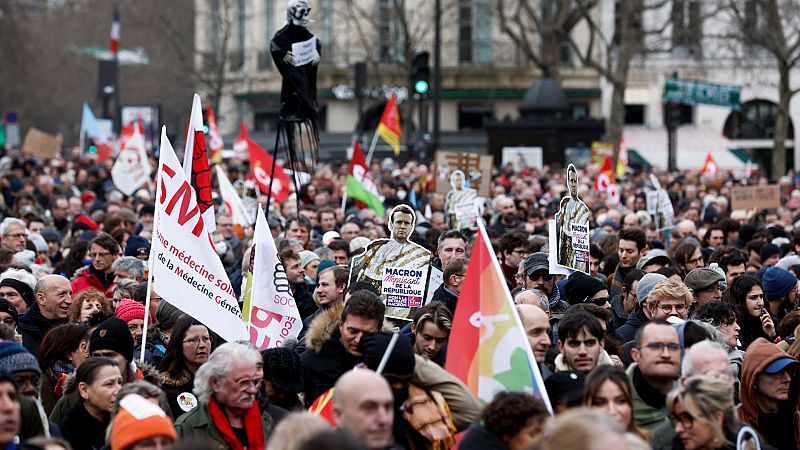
[17,303,67,355]
[299,302,361,405]
[429,284,458,315]
[61,402,110,450]
[737,338,800,450]
[411,354,481,432]
[616,306,648,344]
[70,265,115,298]
[174,400,275,450]
[459,423,509,450]
[161,370,195,420]
[554,349,616,373]
[627,363,671,432]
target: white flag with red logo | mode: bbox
[215,165,253,227]
[151,126,247,343]
[234,121,291,203]
[248,204,301,349]
[700,153,719,177]
[182,94,216,232]
[111,122,151,196]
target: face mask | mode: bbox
[397,190,407,200]
[215,242,228,256]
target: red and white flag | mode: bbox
[248,204,301,350]
[182,94,216,232]
[110,6,120,57]
[111,122,151,196]
[151,126,247,343]
[215,165,253,227]
[206,105,224,164]
[700,153,719,177]
[234,121,291,203]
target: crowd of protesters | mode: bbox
[0,145,796,450]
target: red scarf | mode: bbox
[208,398,265,450]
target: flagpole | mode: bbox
[139,129,167,364]
[365,131,380,166]
[340,191,348,216]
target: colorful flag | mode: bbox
[309,388,335,425]
[235,122,291,203]
[616,137,629,176]
[248,204,302,350]
[150,126,247,343]
[110,6,120,57]
[376,93,401,156]
[700,153,719,177]
[206,105,224,164]
[445,223,552,413]
[111,122,151,196]
[346,139,385,217]
[182,94,215,232]
[215,165,253,227]
[80,102,113,161]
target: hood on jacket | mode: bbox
[554,349,615,373]
[303,300,394,354]
[738,338,800,443]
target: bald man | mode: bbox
[333,370,395,450]
[19,274,73,353]
[516,304,553,381]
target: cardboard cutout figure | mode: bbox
[444,170,478,230]
[350,205,432,320]
[553,164,590,274]
[647,174,675,230]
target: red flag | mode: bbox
[376,94,401,156]
[308,388,335,425]
[700,153,719,177]
[236,121,291,203]
[182,95,215,231]
[110,7,120,56]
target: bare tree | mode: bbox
[494,0,599,83]
[723,0,800,177]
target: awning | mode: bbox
[623,126,744,170]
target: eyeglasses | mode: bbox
[88,251,112,258]
[511,249,530,257]
[227,376,262,391]
[514,273,525,281]
[183,336,211,345]
[529,272,553,282]
[643,342,681,352]
[588,296,610,306]
[658,303,687,314]
[669,412,695,429]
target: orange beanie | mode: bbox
[110,394,177,450]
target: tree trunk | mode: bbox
[540,31,562,82]
[772,63,791,179]
[609,81,626,169]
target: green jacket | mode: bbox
[174,401,275,450]
[626,363,669,432]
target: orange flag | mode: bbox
[206,105,224,164]
[376,93,401,156]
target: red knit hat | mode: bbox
[111,394,176,450]
[115,299,145,323]
[74,214,98,232]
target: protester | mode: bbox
[71,233,120,298]
[265,412,331,450]
[159,316,213,419]
[409,302,451,364]
[0,372,20,449]
[36,324,90,415]
[67,289,110,324]
[331,369,395,450]
[728,275,776,349]
[115,299,146,342]
[0,268,37,314]
[111,256,144,283]
[136,299,185,367]
[19,274,73,354]
[459,391,548,450]
[61,357,123,450]
[616,273,666,342]
[516,304,553,380]
[583,364,648,440]
[109,393,177,450]
[554,310,613,374]
[628,320,681,431]
[683,268,724,308]
[261,347,304,412]
[536,408,633,450]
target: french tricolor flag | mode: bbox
[109,7,120,57]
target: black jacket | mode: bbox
[18,303,67,355]
[430,284,458,315]
[293,282,318,321]
[616,306,648,343]
[61,402,109,450]
[459,423,509,450]
[299,330,360,405]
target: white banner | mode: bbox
[215,165,254,227]
[152,127,247,343]
[249,204,302,349]
[111,124,151,196]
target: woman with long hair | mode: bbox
[728,275,776,349]
[67,290,111,324]
[158,315,213,419]
[666,373,766,450]
[36,324,91,416]
[584,364,649,441]
[61,357,123,450]
[54,240,90,279]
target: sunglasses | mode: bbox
[587,296,610,306]
[529,272,553,282]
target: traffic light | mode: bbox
[410,51,430,96]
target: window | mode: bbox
[458,0,492,64]
[671,0,702,57]
[458,103,494,130]
[723,100,795,140]
[376,0,405,63]
[625,105,645,125]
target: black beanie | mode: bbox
[358,332,415,377]
[563,272,607,305]
[90,317,134,362]
[0,279,34,307]
[0,299,18,325]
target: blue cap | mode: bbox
[764,357,799,374]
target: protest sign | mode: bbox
[454,200,479,230]
[249,204,302,349]
[434,151,492,196]
[112,123,151,196]
[151,127,247,343]
[22,128,61,159]
[291,37,317,66]
[648,174,675,230]
[383,267,426,309]
[425,266,443,304]
[552,164,590,274]
[731,185,781,210]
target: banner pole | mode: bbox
[365,131,380,166]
